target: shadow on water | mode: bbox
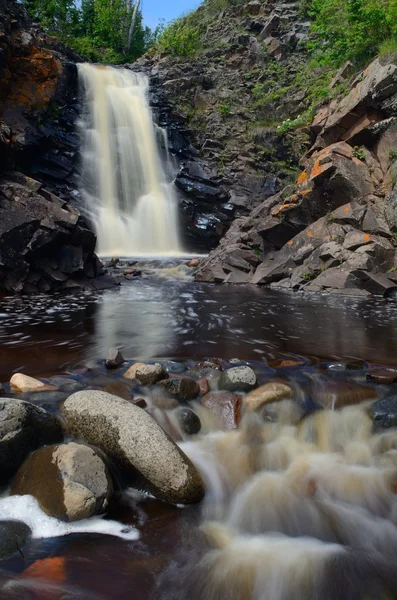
[1,281,397,378]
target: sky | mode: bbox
[142,0,200,29]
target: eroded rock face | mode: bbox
[0,398,63,485]
[195,57,397,295]
[62,391,205,505]
[12,442,113,521]
[0,173,109,293]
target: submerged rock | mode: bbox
[62,391,204,504]
[0,399,63,485]
[202,391,242,430]
[0,520,32,560]
[218,366,257,392]
[12,442,113,522]
[105,348,125,369]
[367,369,397,385]
[371,396,397,429]
[245,382,294,412]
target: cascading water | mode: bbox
[78,64,182,257]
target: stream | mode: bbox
[1,276,397,599]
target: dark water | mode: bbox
[1,280,397,380]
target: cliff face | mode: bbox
[0,0,112,293]
[140,0,397,295]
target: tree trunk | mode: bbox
[126,0,141,53]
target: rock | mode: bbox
[0,520,32,560]
[188,258,200,268]
[105,348,125,369]
[133,398,147,409]
[371,396,397,428]
[10,373,57,393]
[315,381,377,409]
[12,442,113,522]
[367,369,397,385]
[202,391,242,430]
[160,377,200,400]
[147,408,182,442]
[62,391,204,504]
[218,366,257,392]
[197,377,210,396]
[245,382,294,411]
[176,408,201,436]
[124,362,167,385]
[0,398,62,485]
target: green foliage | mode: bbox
[302,272,316,281]
[390,149,397,162]
[352,146,366,160]
[378,37,397,60]
[156,13,201,56]
[218,104,231,116]
[305,0,397,67]
[276,110,313,134]
[23,0,155,63]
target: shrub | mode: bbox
[156,14,201,56]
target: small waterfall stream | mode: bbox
[78,64,182,257]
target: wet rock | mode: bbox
[245,382,294,412]
[218,366,257,392]
[202,391,242,430]
[176,408,201,435]
[0,383,5,396]
[12,442,113,522]
[105,348,125,369]
[188,258,200,268]
[371,396,397,428]
[49,377,83,393]
[0,398,63,485]
[27,390,69,407]
[124,362,167,385]
[134,398,147,409]
[160,377,200,400]
[0,520,32,560]
[147,407,183,442]
[163,361,186,374]
[197,378,210,396]
[62,391,204,504]
[10,373,57,393]
[367,369,397,385]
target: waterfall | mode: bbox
[78,64,182,257]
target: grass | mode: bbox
[378,37,397,61]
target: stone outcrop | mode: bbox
[196,57,397,295]
[62,391,205,504]
[0,398,63,485]
[12,442,113,521]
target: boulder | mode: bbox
[105,348,125,370]
[62,391,204,504]
[218,366,257,392]
[10,373,57,393]
[0,399,62,484]
[0,520,32,560]
[176,408,202,435]
[245,382,294,411]
[124,362,167,385]
[371,396,397,429]
[160,377,200,400]
[12,442,113,522]
[201,391,242,430]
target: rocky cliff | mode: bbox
[0,0,110,293]
[139,0,397,296]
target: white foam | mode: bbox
[0,494,139,541]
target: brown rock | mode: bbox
[160,377,200,400]
[10,373,57,393]
[202,391,242,430]
[315,381,377,409]
[245,382,294,412]
[367,369,397,385]
[197,378,210,396]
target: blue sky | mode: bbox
[143,0,200,29]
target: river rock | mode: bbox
[315,381,377,409]
[367,369,397,385]
[245,382,294,411]
[105,348,125,369]
[0,520,32,560]
[218,366,257,392]
[62,391,204,504]
[10,373,57,393]
[160,377,200,400]
[176,408,202,435]
[197,378,210,396]
[124,362,167,385]
[12,442,113,522]
[202,391,242,430]
[371,396,397,429]
[0,399,63,485]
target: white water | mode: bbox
[78,64,182,257]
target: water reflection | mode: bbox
[1,281,397,379]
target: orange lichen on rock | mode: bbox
[288,240,294,246]
[307,231,313,238]
[297,170,308,186]
[364,233,371,243]
[344,205,351,213]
